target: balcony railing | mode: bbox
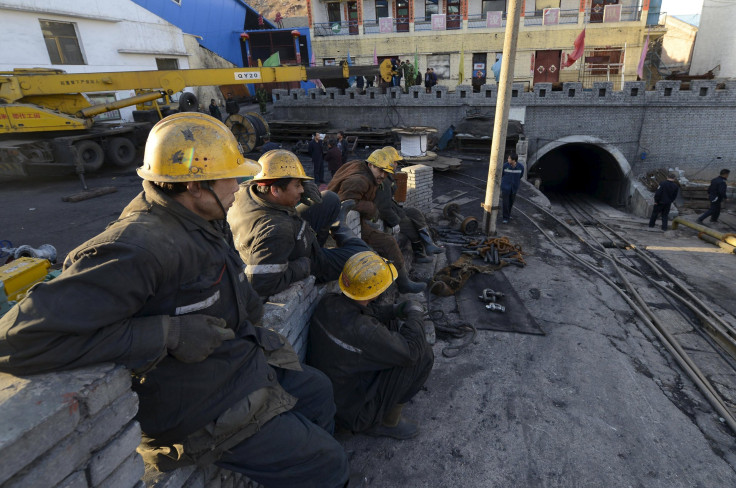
[363,17,412,34]
[584,5,642,23]
[313,21,359,36]
[523,9,580,26]
[467,13,507,29]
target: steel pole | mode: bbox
[482,0,523,235]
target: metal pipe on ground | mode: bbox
[698,233,736,253]
[672,217,736,248]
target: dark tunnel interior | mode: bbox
[528,143,627,206]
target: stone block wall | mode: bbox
[0,364,144,488]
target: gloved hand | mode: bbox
[391,225,401,236]
[167,314,235,363]
[340,199,356,213]
[300,181,323,206]
[364,219,382,231]
[291,256,311,281]
[393,300,425,319]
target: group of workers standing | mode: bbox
[0,112,442,488]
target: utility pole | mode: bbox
[482,0,523,235]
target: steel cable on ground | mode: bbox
[513,201,736,434]
[426,281,477,358]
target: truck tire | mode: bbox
[178,92,198,112]
[106,137,136,167]
[74,140,104,172]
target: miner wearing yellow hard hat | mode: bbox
[374,147,443,263]
[228,149,370,297]
[0,113,351,487]
[328,149,426,293]
[308,251,434,440]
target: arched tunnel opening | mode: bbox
[528,143,628,207]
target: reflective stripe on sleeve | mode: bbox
[245,263,289,275]
[175,290,221,315]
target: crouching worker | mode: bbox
[229,149,370,298]
[328,149,426,294]
[376,146,443,263]
[0,113,352,488]
[308,251,434,440]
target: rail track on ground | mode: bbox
[433,169,736,435]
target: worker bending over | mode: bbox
[308,251,434,439]
[374,146,443,263]
[228,149,370,298]
[328,150,426,294]
[0,113,352,488]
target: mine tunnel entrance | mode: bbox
[528,142,628,206]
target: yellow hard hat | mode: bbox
[252,149,313,182]
[366,149,395,174]
[138,112,260,182]
[339,251,398,301]
[382,146,402,163]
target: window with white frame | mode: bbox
[425,0,439,20]
[40,20,85,65]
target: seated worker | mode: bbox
[375,146,443,263]
[228,149,370,298]
[260,134,281,152]
[308,251,434,439]
[328,150,426,294]
[0,113,352,488]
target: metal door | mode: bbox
[396,0,409,32]
[348,2,359,35]
[590,0,618,23]
[534,50,561,84]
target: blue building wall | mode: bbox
[131,0,274,66]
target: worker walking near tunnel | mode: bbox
[328,149,426,294]
[375,147,443,263]
[308,251,434,440]
[228,149,371,298]
[501,152,524,224]
[649,173,679,231]
[697,169,730,225]
[0,113,354,488]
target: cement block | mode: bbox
[0,364,117,484]
[88,421,142,485]
[97,452,145,488]
[5,391,138,488]
[55,470,87,488]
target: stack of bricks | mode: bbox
[401,164,433,212]
[262,275,328,361]
[0,364,144,488]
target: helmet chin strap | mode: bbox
[202,181,233,242]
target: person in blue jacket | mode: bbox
[501,152,524,223]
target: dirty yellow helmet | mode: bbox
[382,146,403,163]
[339,251,398,301]
[366,149,395,174]
[252,149,313,182]
[138,112,260,183]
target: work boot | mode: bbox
[418,227,443,254]
[396,267,426,294]
[365,404,419,440]
[330,224,360,247]
[411,241,433,263]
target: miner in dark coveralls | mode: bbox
[308,251,434,440]
[0,113,358,488]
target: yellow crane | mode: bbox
[0,64,374,182]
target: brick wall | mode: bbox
[272,80,736,178]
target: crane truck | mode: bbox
[0,64,378,184]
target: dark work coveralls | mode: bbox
[501,161,525,221]
[308,138,325,184]
[649,179,679,230]
[228,183,369,298]
[698,175,729,223]
[0,181,348,488]
[374,174,428,243]
[308,293,434,432]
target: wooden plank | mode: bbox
[62,187,117,203]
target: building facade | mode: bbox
[0,0,192,122]
[689,0,736,79]
[307,0,665,90]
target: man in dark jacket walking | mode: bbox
[697,169,730,224]
[308,132,325,184]
[0,113,351,488]
[208,98,222,121]
[325,137,344,177]
[649,173,680,230]
[225,94,239,117]
[228,149,369,298]
[308,251,434,439]
[501,152,524,223]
